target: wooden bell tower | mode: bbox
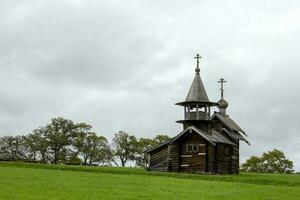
[175,54,218,133]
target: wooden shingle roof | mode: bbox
[146,126,237,153]
[170,126,216,145]
[185,74,209,102]
[222,128,250,145]
[212,112,247,136]
[175,73,218,107]
[211,130,236,146]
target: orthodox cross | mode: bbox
[218,78,227,99]
[194,54,201,74]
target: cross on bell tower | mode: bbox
[194,54,201,74]
[176,54,219,132]
[218,78,227,99]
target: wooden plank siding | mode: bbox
[207,143,216,173]
[177,131,207,173]
[214,143,235,174]
[149,146,169,171]
[169,143,179,172]
[149,130,239,174]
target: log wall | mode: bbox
[149,145,168,171]
[149,130,240,174]
[169,143,179,172]
[178,131,207,172]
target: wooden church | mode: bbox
[146,54,249,174]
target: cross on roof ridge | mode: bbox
[218,78,227,99]
[194,54,201,74]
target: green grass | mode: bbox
[0,161,299,200]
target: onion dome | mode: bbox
[217,98,228,109]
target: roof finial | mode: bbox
[194,54,201,74]
[218,78,227,99]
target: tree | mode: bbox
[240,156,263,173]
[153,135,171,145]
[43,117,76,164]
[134,134,170,168]
[261,149,294,173]
[79,133,108,165]
[71,122,93,159]
[88,135,109,166]
[0,135,28,161]
[31,128,49,163]
[92,139,112,166]
[241,149,294,174]
[135,138,156,168]
[0,117,110,165]
[111,131,137,167]
[23,133,39,162]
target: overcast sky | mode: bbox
[1,0,300,171]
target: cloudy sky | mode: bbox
[1,0,300,171]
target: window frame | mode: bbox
[186,144,199,153]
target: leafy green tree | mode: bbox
[134,135,170,168]
[23,133,40,162]
[241,149,294,174]
[71,122,93,158]
[111,131,137,167]
[153,135,171,145]
[0,135,27,161]
[31,128,49,163]
[44,117,76,164]
[92,139,112,166]
[88,135,109,165]
[80,133,108,165]
[261,149,294,173]
[240,156,263,172]
[0,117,110,165]
[135,138,156,168]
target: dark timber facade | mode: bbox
[147,54,249,174]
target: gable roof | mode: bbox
[146,125,238,153]
[222,128,250,145]
[144,140,170,153]
[211,112,247,136]
[185,74,209,102]
[171,126,216,145]
[211,130,236,146]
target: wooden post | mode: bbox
[229,145,233,174]
[167,145,171,172]
[178,143,181,172]
[214,145,218,173]
[205,141,208,172]
[196,104,199,120]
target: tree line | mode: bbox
[0,117,170,167]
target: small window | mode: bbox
[193,145,199,152]
[186,144,199,153]
[187,145,193,152]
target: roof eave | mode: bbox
[170,126,216,146]
[145,140,170,153]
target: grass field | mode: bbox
[0,162,299,200]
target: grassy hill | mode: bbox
[0,161,299,200]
